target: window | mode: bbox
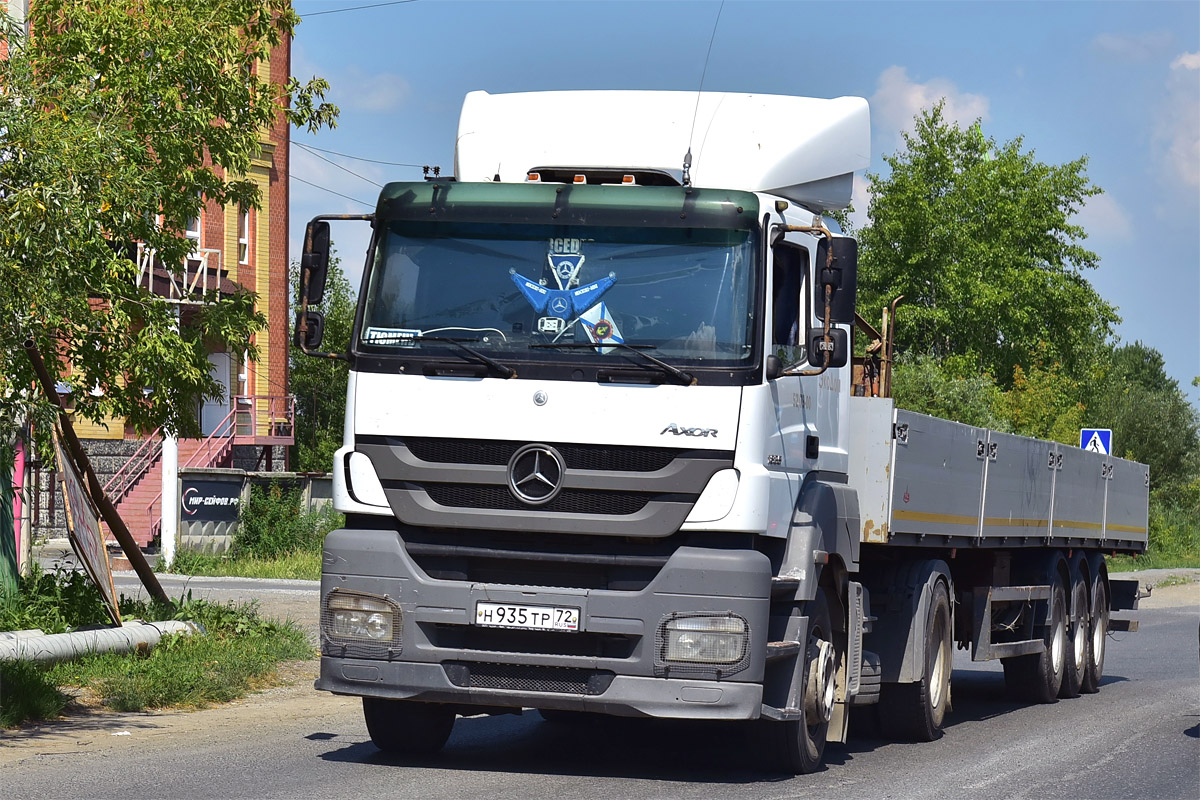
[237,207,250,264]
[772,242,808,364]
[185,212,201,245]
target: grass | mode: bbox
[1106,553,1200,572]
[0,573,312,728]
[165,482,338,582]
[0,659,70,727]
[166,549,321,581]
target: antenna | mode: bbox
[683,0,725,187]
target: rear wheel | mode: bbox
[1081,572,1108,694]
[362,697,455,755]
[1003,575,1067,704]
[770,587,836,774]
[1060,560,1089,699]
[880,579,952,741]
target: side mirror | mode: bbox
[294,310,326,352]
[301,220,331,305]
[815,237,857,325]
[808,328,848,369]
[765,354,784,381]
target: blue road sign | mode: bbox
[1080,428,1112,455]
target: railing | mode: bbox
[234,394,296,440]
[143,394,295,541]
[103,426,162,503]
[135,243,223,304]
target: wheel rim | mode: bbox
[1071,584,1087,670]
[1091,586,1107,666]
[929,609,948,708]
[1050,598,1065,674]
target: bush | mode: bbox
[233,482,342,560]
[0,567,112,634]
[0,659,69,727]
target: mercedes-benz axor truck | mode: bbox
[297,90,1147,773]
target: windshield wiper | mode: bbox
[531,342,696,386]
[416,336,516,379]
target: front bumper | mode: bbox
[315,527,772,720]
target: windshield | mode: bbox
[358,222,759,372]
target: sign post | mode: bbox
[54,435,121,625]
[1080,428,1113,455]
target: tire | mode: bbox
[362,697,455,755]
[770,587,836,774]
[1080,571,1108,694]
[1059,559,1089,699]
[1002,574,1067,704]
[879,579,952,741]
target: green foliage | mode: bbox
[1,659,69,727]
[290,255,354,472]
[1087,342,1200,500]
[233,482,342,560]
[858,103,1118,389]
[168,549,322,581]
[0,1,337,442]
[0,572,312,726]
[891,352,1006,430]
[0,567,112,634]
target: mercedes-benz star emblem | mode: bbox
[507,444,565,506]
[533,390,548,406]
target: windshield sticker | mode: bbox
[548,253,584,289]
[363,327,421,346]
[581,302,624,353]
[510,271,616,320]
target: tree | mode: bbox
[1088,342,1200,498]
[289,254,353,472]
[0,1,337,448]
[857,104,1119,390]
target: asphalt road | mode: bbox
[3,574,1197,800]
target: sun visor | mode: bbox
[455,90,870,210]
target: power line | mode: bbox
[300,0,419,18]
[291,142,426,168]
[291,174,374,208]
[294,142,384,188]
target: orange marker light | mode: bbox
[573,174,587,184]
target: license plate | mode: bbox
[475,602,579,632]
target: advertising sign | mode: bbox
[54,436,121,625]
[181,478,242,522]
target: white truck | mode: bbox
[297,90,1148,773]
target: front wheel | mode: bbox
[362,697,455,755]
[770,587,837,774]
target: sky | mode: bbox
[289,0,1200,406]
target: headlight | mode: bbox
[327,592,398,642]
[664,615,747,664]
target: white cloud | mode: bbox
[1091,31,1174,62]
[1171,51,1200,71]
[1155,52,1200,190]
[1075,192,1132,242]
[870,66,990,141]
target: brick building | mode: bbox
[8,0,297,547]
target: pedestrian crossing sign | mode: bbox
[1080,428,1112,455]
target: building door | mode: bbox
[200,352,232,436]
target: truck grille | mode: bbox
[404,437,696,472]
[443,661,615,695]
[423,484,651,515]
